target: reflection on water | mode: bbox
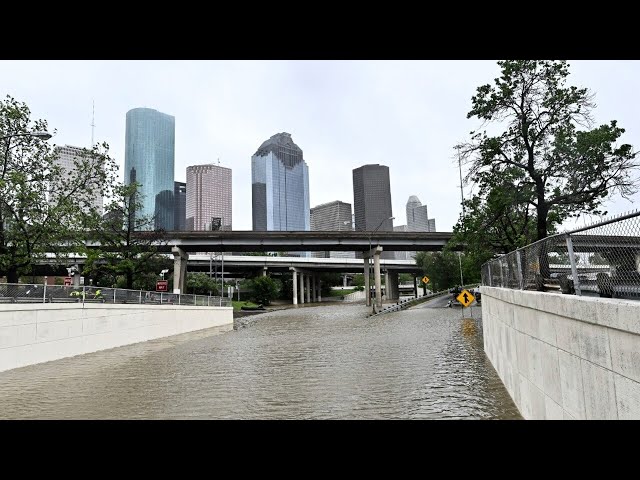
[0,303,521,419]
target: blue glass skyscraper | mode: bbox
[124,107,175,230]
[251,132,310,231]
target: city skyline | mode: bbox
[3,60,640,232]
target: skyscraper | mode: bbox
[310,200,354,258]
[174,181,186,231]
[353,164,394,259]
[186,164,232,231]
[51,145,104,216]
[406,195,436,232]
[124,107,175,231]
[251,132,310,231]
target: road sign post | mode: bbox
[456,289,475,308]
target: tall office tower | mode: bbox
[406,195,430,231]
[51,145,104,216]
[174,181,186,231]
[352,164,394,259]
[251,132,310,232]
[186,164,232,231]
[406,195,436,232]
[310,200,354,258]
[124,107,175,231]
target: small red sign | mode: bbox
[64,277,72,286]
[156,280,169,292]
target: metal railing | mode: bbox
[481,210,640,299]
[0,283,232,307]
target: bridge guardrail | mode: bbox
[0,283,232,307]
[481,210,640,299]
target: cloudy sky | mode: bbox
[1,60,639,231]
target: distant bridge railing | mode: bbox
[0,283,232,307]
[481,210,640,299]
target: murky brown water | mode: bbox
[0,299,521,419]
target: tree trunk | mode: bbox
[126,271,133,290]
[536,200,551,282]
[7,267,19,284]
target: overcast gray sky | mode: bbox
[1,60,639,232]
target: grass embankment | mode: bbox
[231,300,260,311]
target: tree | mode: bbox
[82,182,167,289]
[461,60,638,243]
[248,275,280,305]
[0,96,117,283]
[186,272,219,296]
[415,251,461,292]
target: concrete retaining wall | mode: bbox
[0,304,233,373]
[482,286,640,419]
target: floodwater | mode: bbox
[0,298,521,419]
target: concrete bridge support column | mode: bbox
[388,271,399,301]
[262,267,267,277]
[299,272,305,305]
[413,276,418,297]
[374,249,382,309]
[318,278,322,302]
[312,275,317,302]
[306,275,311,304]
[343,275,348,287]
[172,246,189,294]
[292,270,298,305]
[364,257,371,307]
[385,271,390,300]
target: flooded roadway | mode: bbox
[0,297,521,419]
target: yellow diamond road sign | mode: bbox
[422,276,429,284]
[456,289,475,308]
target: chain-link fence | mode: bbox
[0,283,232,307]
[481,210,640,300]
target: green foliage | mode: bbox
[398,273,413,284]
[0,95,118,283]
[187,272,219,296]
[461,60,638,246]
[248,275,280,305]
[351,273,365,287]
[415,250,481,292]
[82,182,168,289]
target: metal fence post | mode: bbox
[113,289,116,304]
[161,292,163,304]
[43,281,47,303]
[82,285,86,306]
[139,290,142,304]
[516,250,524,290]
[178,294,181,306]
[566,234,582,296]
[488,263,493,287]
[499,260,505,287]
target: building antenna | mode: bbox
[217,157,220,166]
[91,100,96,146]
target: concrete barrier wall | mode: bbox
[482,286,640,419]
[0,304,233,373]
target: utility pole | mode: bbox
[457,145,465,287]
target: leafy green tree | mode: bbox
[248,275,280,305]
[0,96,117,283]
[82,182,167,289]
[415,252,454,292]
[352,273,365,287]
[461,60,638,243]
[186,272,219,296]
